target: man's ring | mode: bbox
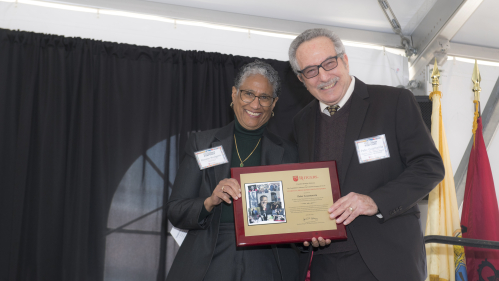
[222,186,225,192]
[349,207,354,212]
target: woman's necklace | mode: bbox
[234,134,261,167]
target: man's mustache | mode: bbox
[317,77,339,90]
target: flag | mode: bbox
[461,114,499,281]
[460,60,499,281]
[425,61,468,281]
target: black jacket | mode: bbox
[293,78,444,281]
[166,121,302,281]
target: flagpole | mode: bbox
[426,59,468,281]
[471,60,481,145]
[461,59,499,281]
[426,58,443,281]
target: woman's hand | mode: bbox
[303,237,331,248]
[204,178,242,212]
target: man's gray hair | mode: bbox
[234,60,280,98]
[288,28,346,76]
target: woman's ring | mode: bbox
[221,186,225,192]
[349,207,354,212]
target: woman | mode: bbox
[166,61,301,281]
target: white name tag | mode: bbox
[194,146,228,170]
[355,134,390,164]
[170,226,188,246]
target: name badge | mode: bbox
[355,134,390,164]
[194,146,228,170]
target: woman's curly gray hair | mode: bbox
[288,28,345,76]
[234,60,280,98]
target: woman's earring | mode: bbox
[271,111,274,117]
[230,102,233,108]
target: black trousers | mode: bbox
[310,250,379,281]
[203,223,283,281]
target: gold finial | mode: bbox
[431,58,440,93]
[472,60,481,102]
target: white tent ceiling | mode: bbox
[146,0,435,35]
[451,0,499,49]
[145,0,498,50]
[44,0,498,77]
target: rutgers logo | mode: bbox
[293,175,318,181]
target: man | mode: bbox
[259,195,273,220]
[271,192,278,202]
[249,190,257,200]
[289,28,444,281]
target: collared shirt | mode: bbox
[319,76,356,116]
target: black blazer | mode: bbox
[293,78,444,281]
[165,121,302,281]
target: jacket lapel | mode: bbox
[339,79,370,185]
[298,101,318,162]
[212,122,235,190]
[260,129,284,165]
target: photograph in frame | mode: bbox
[245,181,286,225]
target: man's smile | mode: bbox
[318,77,339,91]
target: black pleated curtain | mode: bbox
[0,28,313,281]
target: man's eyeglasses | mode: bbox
[238,90,275,107]
[297,55,342,79]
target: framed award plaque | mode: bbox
[231,161,346,246]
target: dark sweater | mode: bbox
[314,98,358,254]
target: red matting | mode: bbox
[231,161,346,247]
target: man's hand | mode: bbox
[328,192,378,225]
